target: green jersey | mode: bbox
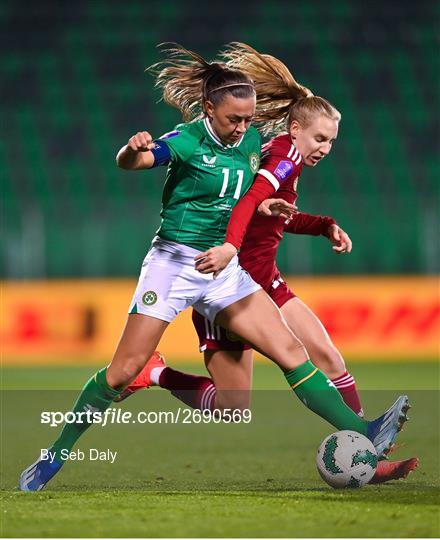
[155,118,261,251]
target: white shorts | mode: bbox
[129,236,261,323]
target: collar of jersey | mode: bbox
[203,118,244,149]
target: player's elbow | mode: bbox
[115,148,129,169]
[116,158,130,170]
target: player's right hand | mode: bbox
[194,243,238,279]
[127,131,156,152]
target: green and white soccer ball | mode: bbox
[316,430,378,488]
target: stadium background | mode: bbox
[1,0,438,363]
[1,2,439,537]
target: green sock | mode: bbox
[50,367,120,462]
[285,361,368,435]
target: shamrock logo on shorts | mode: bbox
[142,291,158,306]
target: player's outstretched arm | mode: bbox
[284,212,336,237]
[283,214,352,253]
[116,131,156,170]
[257,198,297,218]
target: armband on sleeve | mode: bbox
[150,140,172,167]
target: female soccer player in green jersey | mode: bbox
[19,45,409,491]
[121,44,417,483]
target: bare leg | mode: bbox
[34,314,168,469]
[106,314,169,388]
[280,297,345,379]
[204,349,253,411]
[215,290,370,435]
[215,290,309,371]
[280,296,364,414]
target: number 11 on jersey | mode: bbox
[220,168,244,199]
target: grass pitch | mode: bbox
[1,361,439,538]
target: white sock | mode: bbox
[150,366,165,386]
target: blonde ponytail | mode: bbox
[222,42,340,135]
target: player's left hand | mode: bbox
[257,198,297,218]
[194,243,238,279]
[327,224,352,254]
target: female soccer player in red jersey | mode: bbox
[123,44,418,483]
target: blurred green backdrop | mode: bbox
[1,0,438,278]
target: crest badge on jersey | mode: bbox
[249,153,260,174]
[142,291,158,306]
[274,160,294,182]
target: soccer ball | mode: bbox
[316,430,378,488]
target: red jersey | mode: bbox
[225,133,336,290]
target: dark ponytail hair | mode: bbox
[147,43,255,121]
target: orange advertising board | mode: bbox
[1,277,438,364]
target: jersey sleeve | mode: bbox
[156,125,198,163]
[284,213,336,236]
[224,139,302,250]
[224,175,277,250]
[258,140,303,191]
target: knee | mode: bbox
[122,355,149,382]
[108,352,150,388]
[313,343,346,378]
[275,337,309,370]
[287,337,308,357]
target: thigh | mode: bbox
[194,256,261,324]
[192,309,251,352]
[215,289,309,371]
[204,349,253,410]
[107,314,169,387]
